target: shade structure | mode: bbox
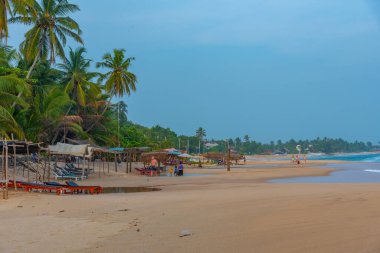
[178,153,193,158]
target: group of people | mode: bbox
[167,162,184,176]
[149,156,184,176]
[291,154,307,166]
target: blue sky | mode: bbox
[8,0,380,142]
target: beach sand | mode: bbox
[1,160,380,253]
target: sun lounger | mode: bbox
[66,181,78,187]
[52,168,85,181]
[64,181,102,194]
[44,181,65,187]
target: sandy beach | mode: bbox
[1,160,380,253]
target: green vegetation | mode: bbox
[205,137,375,154]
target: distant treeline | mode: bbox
[122,122,376,154]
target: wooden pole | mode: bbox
[38,149,42,180]
[12,140,17,190]
[102,156,105,175]
[44,156,47,181]
[98,158,101,178]
[129,153,132,173]
[227,148,231,172]
[82,155,85,179]
[1,141,4,183]
[5,140,8,199]
[3,139,8,199]
[26,141,30,183]
[48,152,51,180]
[125,153,128,174]
[114,153,117,172]
[107,155,110,173]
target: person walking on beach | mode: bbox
[150,156,158,176]
[174,165,178,176]
[296,154,301,167]
[178,161,184,176]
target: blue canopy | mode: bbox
[110,147,124,152]
[168,150,181,155]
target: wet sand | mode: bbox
[2,160,380,253]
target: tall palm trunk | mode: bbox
[85,96,113,133]
[11,50,40,108]
[50,105,72,144]
[26,53,39,79]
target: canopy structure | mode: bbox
[0,140,41,154]
[164,148,181,156]
[178,153,193,158]
[47,142,88,156]
[110,147,124,152]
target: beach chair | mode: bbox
[55,165,88,179]
[65,163,92,175]
[44,181,65,187]
[52,168,83,181]
[65,181,102,194]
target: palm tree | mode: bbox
[0,42,17,66]
[235,137,242,151]
[86,49,137,132]
[59,47,99,107]
[243,134,250,143]
[96,49,137,97]
[10,0,83,79]
[0,73,30,138]
[23,86,72,142]
[0,0,34,40]
[195,127,206,154]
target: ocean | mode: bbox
[271,153,380,183]
[308,153,380,162]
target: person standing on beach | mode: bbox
[168,166,174,176]
[150,156,158,176]
[178,161,184,176]
[296,154,301,167]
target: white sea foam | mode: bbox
[364,169,380,173]
[363,156,380,163]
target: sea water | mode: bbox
[271,153,380,183]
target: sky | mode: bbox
[7,0,380,143]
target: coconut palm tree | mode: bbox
[85,49,137,132]
[0,42,17,67]
[58,47,100,107]
[195,127,206,154]
[9,0,83,79]
[0,73,30,138]
[0,0,35,40]
[96,48,137,97]
[23,86,72,142]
